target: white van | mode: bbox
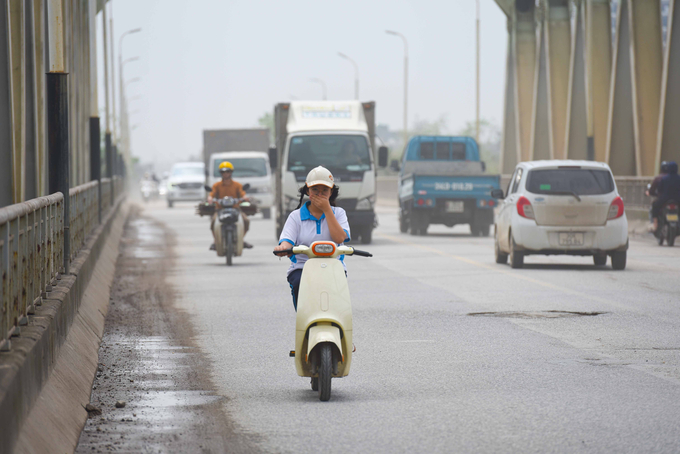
[208,151,274,218]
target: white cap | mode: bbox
[305,166,335,188]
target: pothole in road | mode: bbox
[467,311,606,319]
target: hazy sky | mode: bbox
[101,0,508,167]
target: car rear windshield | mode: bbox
[526,168,614,195]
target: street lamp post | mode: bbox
[476,0,481,145]
[386,30,409,149]
[338,52,359,100]
[309,78,327,100]
[118,28,141,170]
[125,78,141,90]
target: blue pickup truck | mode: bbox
[398,136,501,236]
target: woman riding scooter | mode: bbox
[273,166,350,310]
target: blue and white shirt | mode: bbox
[278,201,351,276]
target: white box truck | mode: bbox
[271,101,387,244]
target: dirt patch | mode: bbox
[76,207,258,453]
[467,311,605,319]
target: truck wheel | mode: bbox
[479,224,490,237]
[409,217,419,236]
[360,228,372,244]
[509,236,524,269]
[419,224,428,236]
[262,208,271,219]
[399,214,408,233]
[470,224,480,237]
[167,200,174,208]
[611,251,626,270]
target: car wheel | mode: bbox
[593,253,607,266]
[611,251,626,270]
[509,236,524,269]
[495,233,508,264]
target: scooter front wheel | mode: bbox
[225,230,233,266]
[318,344,333,401]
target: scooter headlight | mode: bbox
[312,242,336,256]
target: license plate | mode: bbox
[559,232,584,246]
[667,214,679,222]
[445,201,465,213]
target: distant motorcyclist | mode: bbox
[651,161,680,232]
[208,161,252,250]
[647,161,669,198]
[647,161,669,226]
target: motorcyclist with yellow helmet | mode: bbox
[208,161,252,249]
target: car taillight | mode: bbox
[669,203,678,211]
[517,196,535,219]
[608,196,625,220]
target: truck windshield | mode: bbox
[526,168,614,195]
[287,135,371,175]
[213,158,268,178]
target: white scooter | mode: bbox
[275,241,372,401]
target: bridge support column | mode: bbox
[500,22,519,175]
[630,0,663,176]
[545,0,570,160]
[0,4,13,208]
[8,0,26,204]
[531,15,551,160]
[514,2,536,163]
[565,0,589,160]
[606,0,637,176]
[657,0,680,169]
[586,0,612,162]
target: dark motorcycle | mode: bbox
[197,184,256,265]
[656,200,679,247]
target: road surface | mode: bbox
[97,199,680,453]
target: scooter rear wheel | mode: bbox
[318,344,333,401]
[668,226,676,247]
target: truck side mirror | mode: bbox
[491,189,504,199]
[378,146,389,168]
[268,147,278,169]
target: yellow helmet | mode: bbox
[218,161,234,172]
